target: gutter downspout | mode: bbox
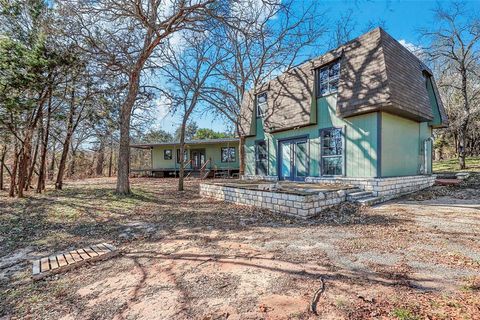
[424,136,434,174]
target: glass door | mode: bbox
[279,138,308,181]
[191,150,205,170]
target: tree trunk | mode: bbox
[56,86,76,190]
[37,93,51,193]
[48,143,55,181]
[69,148,76,177]
[178,118,188,192]
[458,124,468,170]
[25,132,40,191]
[9,143,19,197]
[17,128,34,198]
[0,145,6,191]
[237,125,245,176]
[116,67,142,195]
[108,136,113,177]
[96,139,105,176]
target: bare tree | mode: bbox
[421,3,480,169]
[60,0,219,195]
[159,33,225,191]
[202,0,326,174]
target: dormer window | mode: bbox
[256,92,267,117]
[316,60,340,97]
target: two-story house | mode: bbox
[240,28,447,190]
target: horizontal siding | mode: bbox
[245,94,379,178]
[152,143,239,170]
[381,113,422,176]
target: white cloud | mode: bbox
[398,39,424,58]
[155,96,172,119]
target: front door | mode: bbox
[191,149,205,170]
[278,138,308,181]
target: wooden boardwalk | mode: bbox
[32,243,118,280]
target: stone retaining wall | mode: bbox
[305,175,436,198]
[199,183,346,219]
[242,175,279,181]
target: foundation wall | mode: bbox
[305,175,436,198]
[200,184,346,219]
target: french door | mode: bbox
[278,138,308,181]
[191,149,205,170]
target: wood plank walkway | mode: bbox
[32,243,118,280]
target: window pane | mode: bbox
[280,141,292,179]
[256,93,267,117]
[222,147,236,162]
[319,68,329,81]
[295,141,308,177]
[255,141,268,175]
[320,83,329,96]
[329,78,339,93]
[257,93,267,104]
[329,62,340,78]
[322,157,343,175]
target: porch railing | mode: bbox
[199,159,211,179]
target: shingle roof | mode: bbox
[239,28,448,136]
[130,138,239,148]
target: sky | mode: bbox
[153,0,479,134]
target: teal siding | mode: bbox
[245,94,379,178]
[426,77,442,127]
[381,113,432,176]
[152,143,239,170]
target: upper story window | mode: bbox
[256,92,267,117]
[316,60,340,97]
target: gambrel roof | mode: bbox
[240,28,448,136]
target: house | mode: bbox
[130,138,239,178]
[239,28,447,193]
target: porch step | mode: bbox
[347,191,373,200]
[355,196,384,206]
[186,170,212,179]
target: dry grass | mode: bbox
[1,176,479,319]
[433,156,480,173]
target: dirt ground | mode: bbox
[1,176,479,320]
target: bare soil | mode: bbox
[1,176,479,320]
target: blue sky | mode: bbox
[154,0,478,134]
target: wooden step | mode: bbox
[32,243,118,280]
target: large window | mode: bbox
[255,140,268,175]
[321,128,343,176]
[256,92,267,117]
[164,149,172,160]
[221,147,236,162]
[316,60,340,97]
[176,149,188,164]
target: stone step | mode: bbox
[356,196,384,206]
[347,191,373,200]
[344,188,363,194]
